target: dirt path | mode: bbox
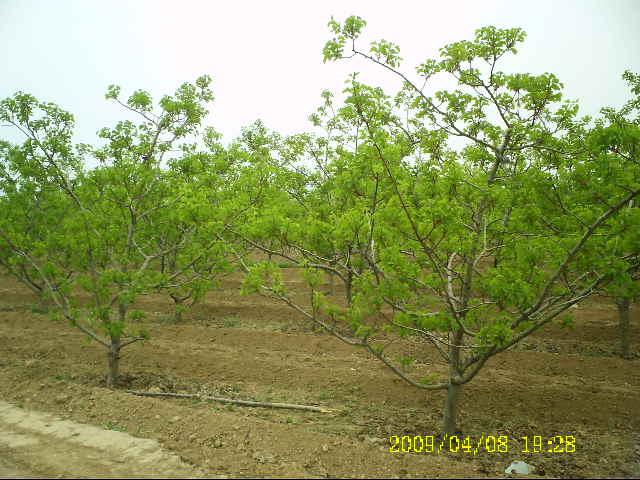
[0,400,202,478]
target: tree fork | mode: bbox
[171,295,184,322]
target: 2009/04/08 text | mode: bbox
[388,434,576,455]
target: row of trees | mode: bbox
[1,19,638,433]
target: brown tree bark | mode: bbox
[106,336,120,388]
[616,297,632,359]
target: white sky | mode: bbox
[1,0,639,148]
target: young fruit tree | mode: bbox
[0,138,76,308]
[584,71,640,359]
[236,98,393,325]
[310,18,640,433]
[0,77,220,386]
[154,133,247,323]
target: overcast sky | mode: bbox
[1,0,639,148]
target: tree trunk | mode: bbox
[345,271,353,306]
[443,327,464,434]
[106,336,121,388]
[106,301,127,387]
[310,288,320,333]
[616,297,632,359]
[32,294,52,313]
[172,296,184,323]
[442,381,462,434]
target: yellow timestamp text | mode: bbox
[388,434,576,455]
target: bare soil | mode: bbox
[0,400,200,478]
[0,273,639,478]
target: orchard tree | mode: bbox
[154,133,245,323]
[314,18,640,434]
[228,120,308,264]
[585,70,640,358]
[0,76,219,386]
[237,96,393,318]
[0,139,76,307]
